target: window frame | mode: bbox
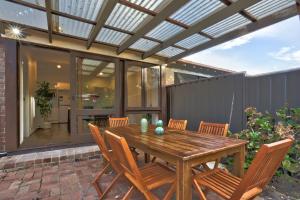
[124,61,162,112]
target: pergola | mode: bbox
[0,0,299,64]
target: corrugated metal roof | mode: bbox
[156,46,184,57]
[23,0,45,7]
[127,0,170,12]
[105,3,152,32]
[245,0,295,19]
[146,21,184,41]
[53,0,104,21]
[170,0,225,26]
[203,14,250,37]
[56,15,93,38]
[96,28,130,45]
[0,1,47,29]
[1,0,297,60]
[175,34,210,49]
[130,38,159,51]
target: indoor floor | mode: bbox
[20,124,71,149]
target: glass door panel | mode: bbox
[126,66,142,108]
[127,113,159,125]
[145,66,160,108]
[73,56,118,135]
[77,58,116,110]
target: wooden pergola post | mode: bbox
[297,0,300,20]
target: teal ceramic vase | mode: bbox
[155,127,164,135]
[156,120,163,127]
[140,118,148,133]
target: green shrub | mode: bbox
[231,106,300,176]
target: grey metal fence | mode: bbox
[167,68,300,133]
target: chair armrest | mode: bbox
[241,187,262,200]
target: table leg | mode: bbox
[176,160,192,200]
[144,153,150,163]
[233,145,245,177]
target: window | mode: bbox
[127,66,142,107]
[145,66,160,107]
[125,62,161,110]
[77,58,116,110]
[127,113,159,125]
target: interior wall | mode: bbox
[36,61,70,124]
[24,59,37,134]
[19,52,36,141]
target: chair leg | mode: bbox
[122,186,135,200]
[100,172,123,200]
[193,179,207,200]
[202,163,211,171]
[130,147,139,161]
[143,191,159,200]
[213,159,220,170]
[163,182,176,200]
[151,156,157,163]
[92,162,110,197]
[144,153,150,163]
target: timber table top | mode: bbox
[106,124,247,161]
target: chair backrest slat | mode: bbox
[109,117,129,128]
[168,118,187,131]
[231,139,293,200]
[105,130,142,179]
[198,121,229,136]
[88,123,111,162]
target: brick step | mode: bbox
[0,145,101,172]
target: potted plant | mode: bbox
[35,81,55,129]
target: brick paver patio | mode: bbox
[0,153,291,200]
[0,154,222,200]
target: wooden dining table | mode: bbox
[106,124,247,200]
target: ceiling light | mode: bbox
[57,65,61,69]
[12,27,20,35]
[99,72,103,76]
[7,25,24,39]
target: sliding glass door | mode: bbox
[71,54,120,136]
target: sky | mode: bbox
[184,16,300,75]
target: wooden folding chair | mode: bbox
[197,121,229,170]
[168,118,188,131]
[105,130,176,200]
[109,117,129,127]
[193,139,293,200]
[88,123,123,199]
[152,118,188,163]
[108,117,139,160]
[198,121,229,136]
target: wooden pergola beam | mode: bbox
[117,0,189,54]
[167,5,298,63]
[297,0,300,19]
[86,0,118,49]
[142,0,262,59]
[220,0,257,22]
[118,0,214,40]
[5,0,188,53]
[45,0,53,43]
